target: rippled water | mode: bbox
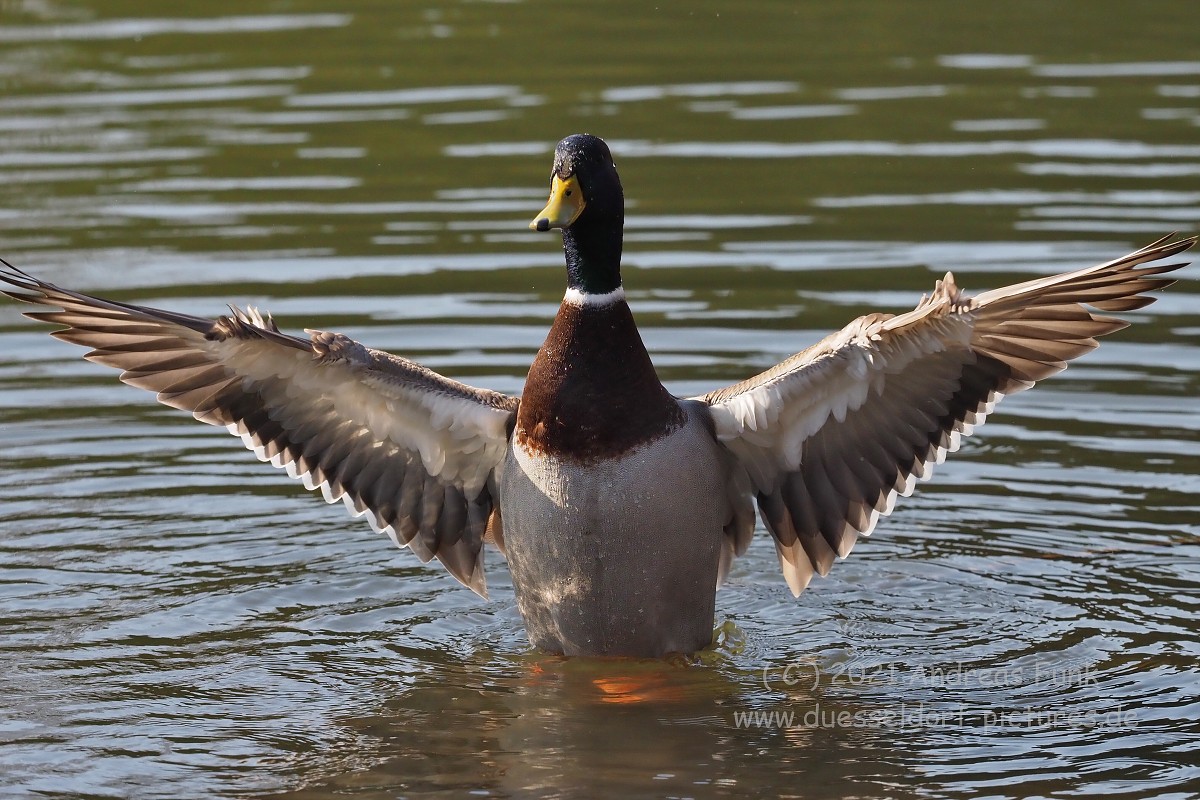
[1,2,1198,798]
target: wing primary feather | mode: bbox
[0,263,517,597]
[696,235,1193,596]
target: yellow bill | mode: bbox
[530,174,585,231]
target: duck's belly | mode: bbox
[498,408,729,657]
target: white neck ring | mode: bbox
[563,285,625,307]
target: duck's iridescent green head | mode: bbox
[530,134,624,296]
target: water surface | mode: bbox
[1,2,1198,798]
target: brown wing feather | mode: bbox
[698,235,1194,595]
[0,260,518,596]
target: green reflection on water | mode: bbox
[1,1,1198,798]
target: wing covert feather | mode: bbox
[696,235,1194,595]
[1,262,517,596]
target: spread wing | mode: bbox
[0,261,519,597]
[695,234,1194,596]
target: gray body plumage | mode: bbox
[499,400,730,657]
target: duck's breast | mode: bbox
[497,401,730,656]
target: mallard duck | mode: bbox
[0,134,1192,657]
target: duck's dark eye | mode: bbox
[565,190,573,196]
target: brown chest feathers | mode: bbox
[515,300,685,462]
